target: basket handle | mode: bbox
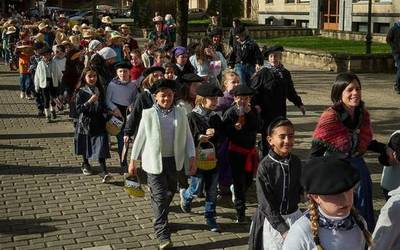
[197,141,215,150]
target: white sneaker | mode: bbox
[101,172,113,183]
[20,92,25,99]
[230,184,235,204]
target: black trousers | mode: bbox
[229,151,253,216]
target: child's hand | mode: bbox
[234,123,242,130]
[199,134,212,142]
[188,157,197,176]
[206,128,215,137]
[123,136,131,144]
[113,108,123,118]
[88,94,98,103]
[128,160,137,176]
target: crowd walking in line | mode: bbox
[2,11,400,250]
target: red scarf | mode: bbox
[228,142,259,174]
[313,107,372,154]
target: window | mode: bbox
[266,0,273,3]
[286,0,295,3]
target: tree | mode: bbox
[207,0,243,26]
[176,0,188,47]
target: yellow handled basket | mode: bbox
[196,141,217,170]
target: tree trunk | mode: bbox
[176,0,188,47]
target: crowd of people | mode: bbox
[2,11,400,250]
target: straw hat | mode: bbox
[69,35,80,47]
[82,29,94,39]
[101,16,112,24]
[6,26,16,35]
[109,31,122,41]
[16,41,32,49]
[38,22,48,31]
[72,24,80,32]
[120,24,129,29]
[33,33,45,43]
[55,31,67,45]
[80,23,90,30]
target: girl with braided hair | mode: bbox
[282,157,373,250]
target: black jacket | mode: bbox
[228,36,263,67]
[387,22,400,54]
[223,105,258,149]
[187,109,223,147]
[248,150,303,250]
[75,87,108,136]
[251,66,303,129]
[124,90,154,137]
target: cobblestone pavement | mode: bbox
[0,63,399,250]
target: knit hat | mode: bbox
[301,157,360,195]
[98,47,117,60]
[197,82,223,97]
[88,40,101,52]
[171,46,187,57]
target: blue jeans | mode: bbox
[394,54,400,89]
[19,74,32,92]
[234,63,255,86]
[182,169,219,218]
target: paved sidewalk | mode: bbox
[0,64,399,249]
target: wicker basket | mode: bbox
[196,141,217,170]
[106,116,124,136]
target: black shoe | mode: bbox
[235,214,249,224]
[81,163,93,176]
[51,110,57,119]
[38,110,45,117]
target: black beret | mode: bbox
[267,116,292,136]
[233,25,246,36]
[39,46,52,55]
[114,61,132,70]
[230,85,255,96]
[150,79,177,94]
[143,66,165,78]
[301,157,360,195]
[389,132,400,161]
[196,82,223,97]
[181,73,203,83]
[263,45,284,57]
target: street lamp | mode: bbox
[365,0,372,54]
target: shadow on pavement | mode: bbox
[0,218,60,235]
[0,144,44,150]
[0,84,20,90]
[0,132,74,140]
[172,236,249,249]
[0,165,123,175]
[0,113,40,119]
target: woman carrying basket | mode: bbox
[180,82,224,232]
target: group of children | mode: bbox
[5,16,400,250]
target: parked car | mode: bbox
[69,10,105,25]
[188,8,208,20]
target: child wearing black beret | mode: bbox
[249,117,303,249]
[180,82,224,232]
[282,157,373,250]
[223,84,259,223]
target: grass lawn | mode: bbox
[256,36,391,55]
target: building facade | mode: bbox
[258,0,399,33]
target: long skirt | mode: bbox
[74,132,111,160]
[349,156,375,232]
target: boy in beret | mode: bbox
[282,157,373,250]
[223,84,259,223]
[129,79,196,249]
[180,82,224,232]
[105,62,138,171]
[251,44,305,157]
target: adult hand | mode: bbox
[188,157,197,176]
